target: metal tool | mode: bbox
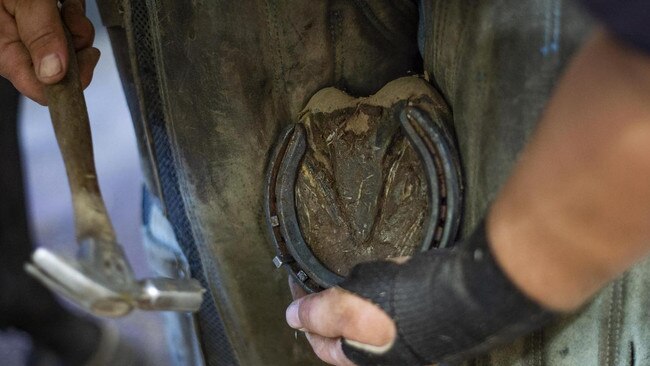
[24,27,204,317]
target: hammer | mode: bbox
[24,26,204,317]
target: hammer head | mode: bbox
[25,239,205,317]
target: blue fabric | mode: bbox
[130,2,237,364]
[582,0,650,53]
[142,188,205,366]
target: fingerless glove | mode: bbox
[340,220,556,366]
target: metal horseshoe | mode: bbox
[264,105,463,292]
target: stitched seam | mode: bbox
[391,270,428,364]
[263,0,287,97]
[127,1,237,363]
[604,284,615,366]
[535,330,544,366]
[441,312,552,364]
[612,278,627,366]
[613,281,621,366]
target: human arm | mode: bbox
[490,29,650,312]
[286,27,650,366]
[0,0,98,105]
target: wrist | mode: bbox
[340,220,556,365]
[487,198,607,312]
[485,31,650,312]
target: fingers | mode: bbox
[1,0,98,103]
[287,279,355,365]
[2,45,98,105]
[12,0,69,84]
[77,46,99,88]
[286,287,396,348]
[304,333,355,366]
[0,6,45,103]
[62,0,94,50]
[0,37,46,103]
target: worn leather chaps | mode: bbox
[97,1,650,365]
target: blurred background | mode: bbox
[0,2,171,365]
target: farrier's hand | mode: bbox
[287,222,557,366]
[286,277,396,366]
[0,0,99,105]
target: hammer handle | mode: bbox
[45,27,116,243]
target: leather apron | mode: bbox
[97,0,650,365]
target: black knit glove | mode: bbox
[339,220,556,366]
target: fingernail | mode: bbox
[344,339,394,354]
[286,301,301,329]
[39,54,62,79]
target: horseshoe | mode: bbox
[264,105,463,292]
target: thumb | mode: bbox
[14,0,68,84]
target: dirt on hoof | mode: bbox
[295,76,450,276]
